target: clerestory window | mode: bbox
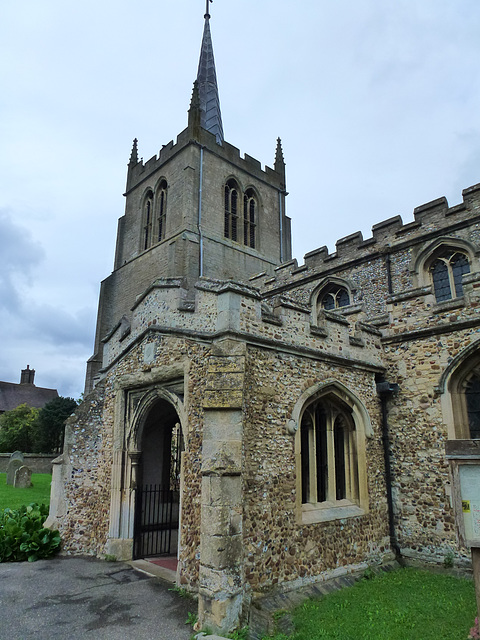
[320,286,350,311]
[430,250,470,303]
[300,396,359,507]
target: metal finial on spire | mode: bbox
[205,0,212,18]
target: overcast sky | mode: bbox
[1,0,480,399]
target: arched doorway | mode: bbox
[133,398,184,559]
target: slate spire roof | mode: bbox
[196,5,224,144]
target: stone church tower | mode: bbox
[85,8,291,393]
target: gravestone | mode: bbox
[14,465,32,489]
[6,458,23,485]
[10,451,24,463]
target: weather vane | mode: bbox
[205,0,213,18]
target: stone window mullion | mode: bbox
[326,413,336,502]
[308,414,317,503]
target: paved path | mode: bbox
[0,556,196,640]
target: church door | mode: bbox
[133,399,184,559]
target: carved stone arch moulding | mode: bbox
[310,277,356,320]
[141,186,154,203]
[126,385,187,453]
[438,337,480,440]
[224,174,243,193]
[154,175,168,192]
[289,378,371,524]
[243,183,262,206]
[410,236,478,289]
[288,378,373,439]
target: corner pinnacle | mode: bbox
[129,138,138,165]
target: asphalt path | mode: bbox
[0,556,196,640]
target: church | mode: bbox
[46,5,480,635]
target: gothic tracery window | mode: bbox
[156,180,167,243]
[243,188,256,249]
[143,191,154,250]
[300,396,359,506]
[430,250,470,302]
[224,179,239,242]
[464,369,480,439]
[319,285,350,311]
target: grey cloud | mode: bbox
[0,209,45,313]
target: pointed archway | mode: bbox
[133,398,184,559]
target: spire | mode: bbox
[196,3,224,144]
[129,138,138,165]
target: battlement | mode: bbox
[261,182,480,291]
[126,126,285,194]
[100,276,383,374]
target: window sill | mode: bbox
[433,297,465,314]
[301,500,366,525]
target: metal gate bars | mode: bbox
[133,484,180,558]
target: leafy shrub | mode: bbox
[0,503,61,562]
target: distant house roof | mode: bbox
[0,366,58,413]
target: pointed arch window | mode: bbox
[143,191,154,250]
[224,179,239,242]
[300,396,359,507]
[243,188,256,249]
[465,373,480,439]
[156,180,168,243]
[430,250,470,302]
[318,285,350,312]
[447,352,480,440]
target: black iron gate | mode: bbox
[133,485,180,558]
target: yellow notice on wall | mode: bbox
[463,500,471,513]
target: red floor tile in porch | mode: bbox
[147,556,178,572]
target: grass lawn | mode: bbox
[264,568,476,640]
[0,473,51,511]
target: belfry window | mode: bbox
[430,250,470,302]
[143,191,154,250]
[320,286,350,311]
[224,179,239,242]
[300,396,359,506]
[157,180,167,243]
[243,189,256,249]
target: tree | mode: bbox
[32,397,78,454]
[0,404,39,453]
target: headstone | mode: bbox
[14,465,32,489]
[10,451,24,463]
[6,458,23,485]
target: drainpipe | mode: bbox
[278,190,284,263]
[198,146,204,277]
[385,252,393,295]
[376,379,402,563]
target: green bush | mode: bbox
[0,503,61,562]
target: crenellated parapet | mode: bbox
[261,183,480,293]
[125,125,286,195]
[99,276,384,379]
